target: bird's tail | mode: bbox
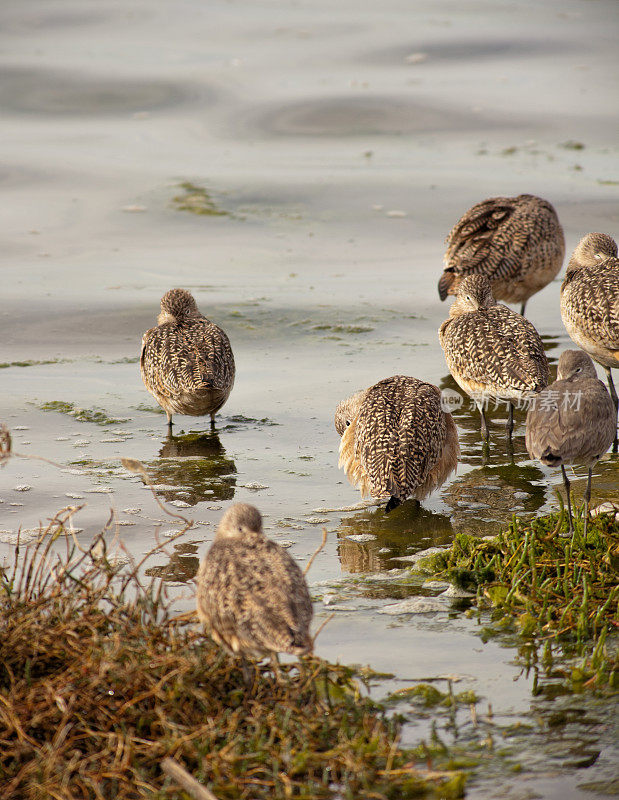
[540,447,562,466]
[438,270,456,301]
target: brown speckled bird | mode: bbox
[334,375,459,513]
[439,275,548,442]
[525,350,615,537]
[196,504,313,678]
[0,424,11,467]
[560,233,619,449]
[140,288,235,428]
[438,194,565,316]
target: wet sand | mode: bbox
[1,0,618,796]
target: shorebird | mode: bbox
[140,288,235,428]
[334,375,459,512]
[196,503,313,681]
[438,194,565,316]
[439,275,548,443]
[525,350,616,537]
[560,233,619,449]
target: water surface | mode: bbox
[1,0,618,796]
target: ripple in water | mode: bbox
[243,94,509,138]
[0,67,201,116]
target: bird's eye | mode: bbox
[345,420,351,427]
[575,367,582,373]
[465,295,471,302]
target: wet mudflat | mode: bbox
[1,0,618,796]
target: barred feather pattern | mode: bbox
[439,194,565,304]
[140,289,235,420]
[336,376,459,504]
[526,351,615,468]
[560,234,619,370]
[439,275,548,401]
[196,504,313,657]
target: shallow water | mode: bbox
[1,0,618,795]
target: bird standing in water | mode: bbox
[334,375,459,513]
[438,193,565,316]
[439,275,548,444]
[560,232,619,450]
[525,350,616,538]
[140,288,235,428]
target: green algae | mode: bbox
[410,509,619,689]
[0,358,68,369]
[36,400,129,425]
[171,181,231,217]
[312,323,374,334]
[387,683,479,709]
[559,140,585,150]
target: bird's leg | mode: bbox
[210,412,216,430]
[385,496,401,513]
[519,300,527,317]
[506,402,514,439]
[481,440,490,465]
[270,653,282,684]
[583,467,592,542]
[478,402,489,443]
[604,367,618,452]
[166,411,173,429]
[240,655,254,688]
[561,465,574,537]
[506,434,514,462]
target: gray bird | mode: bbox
[140,288,235,428]
[439,194,565,316]
[525,350,616,537]
[560,233,619,449]
[196,503,313,680]
[334,375,459,513]
[439,274,548,443]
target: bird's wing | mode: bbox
[444,195,560,282]
[140,320,234,399]
[441,309,548,396]
[525,379,615,462]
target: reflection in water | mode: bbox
[444,463,547,536]
[337,503,454,574]
[146,431,236,505]
[145,541,200,583]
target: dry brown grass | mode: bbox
[0,507,463,800]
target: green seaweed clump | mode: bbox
[171,181,230,216]
[0,358,67,369]
[388,683,479,709]
[411,510,619,688]
[36,400,128,425]
[0,509,464,800]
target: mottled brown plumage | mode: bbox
[439,194,565,315]
[140,288,235,427]
[525,350,615,535]
[439,275,548,441]
[0,424,11,467]
[560,233,619,447]
[196,504,313,660]
[334,375,459,512]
